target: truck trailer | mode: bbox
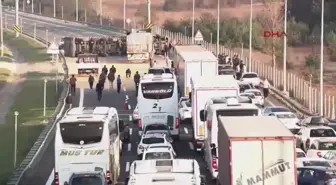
[217,116,296,185]
[127,30,153,62]
[168,45,218,97]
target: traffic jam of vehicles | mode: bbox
[55,29,336,185]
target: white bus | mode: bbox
[54,107,123,185]
[137,73,179,139]
[200,98,261,180]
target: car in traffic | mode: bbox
[261,106,291,116]
[244,89,264,107]
[306,139,336,158]
[298,116,330,127]
[297,157,332,167]
[178,98,192,124]
[240,72,260,86]
[142,144,176,160]
[268,112,300,134]
[297,166,336,185]
[238,81,253,93]
[132,104,140,123]
[137,133,173,158]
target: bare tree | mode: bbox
[262,0,284,82]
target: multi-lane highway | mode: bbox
[6,11,291,185]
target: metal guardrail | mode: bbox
[5,7,128,34]
[6,31,70,185]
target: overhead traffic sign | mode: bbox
[47,42,59,54]
[13,25,21,33]
[194,30,204,42]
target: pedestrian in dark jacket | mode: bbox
[96,81,104,101]
[110,65,116,74]
[88,75,94,89]
[102,65,108,75]
[134,71,140,95]
[117,75,122,94]
[107,72,115,90]
[69,75,77,94]
[126,68,131,78]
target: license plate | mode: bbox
[152,115,165,119]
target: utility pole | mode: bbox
[283,0,288,92]
[15,0,19,37]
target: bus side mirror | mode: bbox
[200,110,206,121]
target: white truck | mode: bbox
[190,75,239,152]
[126,159,205,185]
[217,116,296,185]
[168,45,218,97]
[127,30,153,62]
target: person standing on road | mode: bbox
[263,79,270,98]
[102,65,108,75]
[70,75,77,94]
[88,74,94,89]
[107,71,115,90]
[96,81,104,101]
[126,68,131,78]
[117,75,122,94]
[134,71,140,95]
[110,65,116,74]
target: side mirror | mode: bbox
[200,110,206,121]
[125,177,130,185]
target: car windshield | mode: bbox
[241,94,255,99]
[276,114,297,119]
[310,129,336,137]
[142,137,165,144]
[243,73,258,78]
[302,161,331,167]
[270,107,290,112]
[145,124,168,133]
[144,152,172,160]
[296,152,306,158]
[70,175,103,185]
[251,91,262,96]
[319,142,336,150]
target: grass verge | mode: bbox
[4,31,51,63]
[0,72,63,185]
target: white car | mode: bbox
[296,125,336,152]
[268,112,300,134]
[240,72,261,86]
[262,106,291,116]
[306,139,336,158]
[244,89,264,107]
[132,104,140,123]
[142,144,176,160]
[322,151,336,167]
[296,157,331,167]
[137,133,173,158]
[238,81,254,93]
[178,98,192,123]
[240,93,259,105]
[296,148,306,158]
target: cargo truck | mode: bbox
[127,30,153,62]
[168,45,218,97]
[190,75,239,152]
[216,116,296,185]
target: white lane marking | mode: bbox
[184,127,188,134]
[188,142,194,150]
[128,104,131,110]
[127,143,131,151]
[79,88,84,107]
[46,168,54,185]
[123,87,126,92]
[126,95,129,100]
[129,128,133,135]
[125,162,130,172]
[129,115,132,121]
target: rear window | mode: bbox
[148,68,164,74]
[270,107,290,112]
[242,73,258,78]
[276,114,297,119]
[60,122,103,144]
[297,152,306,158]
[185,102,191,107]
[290,128,300,135]
[145,124,168,132]
[145,152,172,160]
[251,91,262,96]
[302,161,331,167]
[310,129,336,137]
[141,82,174,99]
[70,175,103,185]
[319,142,336,150]
[142,137,165,144]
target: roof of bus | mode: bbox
[141,73,176,83]
[174,45,217,62]
[60,106,116,123]
[132,159,196,174]
[191,75,238,88]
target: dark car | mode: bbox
[297,166,336,185]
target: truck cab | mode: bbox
[76,54,100,76]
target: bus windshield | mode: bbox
[60,122,104,144]
[141,82,174,99]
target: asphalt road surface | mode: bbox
[10,12,291,185]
